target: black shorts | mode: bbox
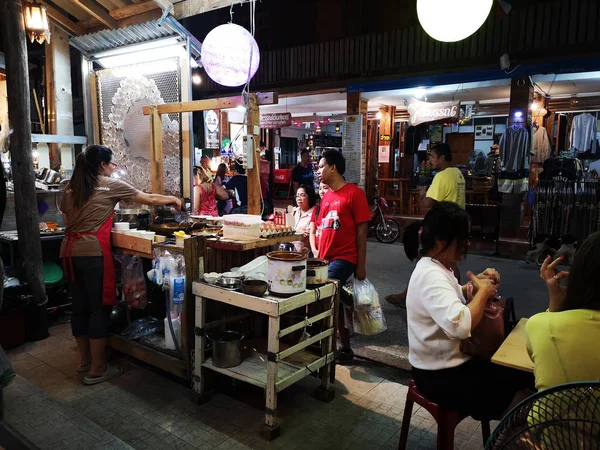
[412,358,535,420]
[67,256,112,339]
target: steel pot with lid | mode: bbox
[307,258,329,287]
[266,250,308,297]
[114,209,151,229]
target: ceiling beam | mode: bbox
[72,0,119,29]
[46,0,93,21]
[39,0,86,35]
[79,0,160,28]
[174,0,249,19]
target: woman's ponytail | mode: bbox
[402,221,422,261]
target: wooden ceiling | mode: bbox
[40,0,243,36]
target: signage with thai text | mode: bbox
[204,110,219,149]
[342,114,363,185]
[260,112,292,129]
[407,100,460,126]
[380,134,391,141]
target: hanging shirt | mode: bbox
[532,126,552,163]
[570,113,598,154]
[500,125,530,172]
[317,183,370,264]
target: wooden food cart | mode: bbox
[110,231,305,381]
[192,281,340,440]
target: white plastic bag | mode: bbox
[352,278,377,311]
[353,288,387,336]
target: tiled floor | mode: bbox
[2,323,494,449]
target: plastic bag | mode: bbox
[353,289,387,336]
[352,278,377,311]
[121,317,161,340]
[117,253,148,309]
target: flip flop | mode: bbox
[76,364,91,373]
[83,365,123,385]
[385,293,407,308]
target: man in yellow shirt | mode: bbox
[423,143,466,210]
[386,143,466,306]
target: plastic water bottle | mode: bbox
[164,313,181,351]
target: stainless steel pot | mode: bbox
[307,258,329,286]
[211,331,244,368]
[114,209,151,229]
[44,169,61,184]
[267,250,307,297]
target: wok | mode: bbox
[148,221,203,236]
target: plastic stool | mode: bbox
[408,190,421,216]
[398,380,491,450]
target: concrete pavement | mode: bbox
[351,240,550,369]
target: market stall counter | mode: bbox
[192,280,340,440]
[109,227,305,382]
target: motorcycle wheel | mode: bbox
[376,219,400,244]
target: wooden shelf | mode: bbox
[206,234,303,251]
[193,281,337,316]
[111,231,153,258]
[202,349,333,393]
[108,334,189,380]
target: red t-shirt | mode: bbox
[317,183,371,264]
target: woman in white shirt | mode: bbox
[292,184,317,253]
[404,202,534,420]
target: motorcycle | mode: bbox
[370,196,401,244]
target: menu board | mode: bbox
[312,135,342,148]
[342,114,363,185]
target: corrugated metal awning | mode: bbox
[70,16,201,60]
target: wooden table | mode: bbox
[192,281,339,440]
[377,178,409,214]
[491,318,534,373]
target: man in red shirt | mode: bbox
[316,150,370,364]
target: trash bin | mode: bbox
[25,295,49,342]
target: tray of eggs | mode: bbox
[260,222,294,238]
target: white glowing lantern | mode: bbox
[201,23,260,87]
[417,0,493,43]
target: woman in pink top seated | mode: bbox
[193,167,228,216]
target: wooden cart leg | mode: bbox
[329,281,340,385]
[261,315,281,441]
[191,296,211,404]
[316,286,336,402]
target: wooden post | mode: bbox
[1,0,47,306]
[246,94,261,216]
[508,77,533,128]
[377,105,396,179]
[149,105,165,194]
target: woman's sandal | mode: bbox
[384,293,407,308]
[83,365,123,385]
[76,364,91,373]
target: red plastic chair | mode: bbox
[398,380,491,450]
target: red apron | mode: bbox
[62,212,117,306]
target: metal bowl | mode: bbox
[220,276,243,288]
[241,279,268,297]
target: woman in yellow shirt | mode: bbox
[526,231,600,391]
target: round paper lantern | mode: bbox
[201,23,260,87]
[417,0,493,43]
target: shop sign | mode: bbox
[204,110,219,149]
[260,112,292,129]
[342,114,363,186]
[380,134,391,141]
[407,100,460,126]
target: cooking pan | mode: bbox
[148,222,203,236]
